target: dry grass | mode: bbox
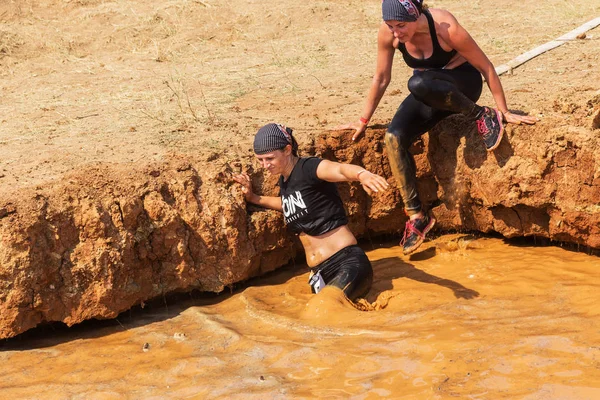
[1,0,599,190]
[0,30,23,58]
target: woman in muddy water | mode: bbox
[338,0,538,255]
[233,123,389,305]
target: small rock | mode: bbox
[142,342,150,352]
[576,33,586,40]
[259,375,265,381]
[592,108,600,130]
[206,152,220,162]
[173,332,187,341]
[176,163,192,172]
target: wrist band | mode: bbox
[359,117,369,125]
[356,169,367,179]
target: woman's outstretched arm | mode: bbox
[315,160,389,194]
[335,22,397,141]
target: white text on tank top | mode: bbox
[282,190,308,223]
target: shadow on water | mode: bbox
[0,260,309,351]
[243,257,308,288]
[503,235,600,257]
[367,250,480,303]
[0,290,226,351]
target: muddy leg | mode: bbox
[384,130,421,215]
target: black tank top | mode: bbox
[278,157,348,236]
[397,9,457,69]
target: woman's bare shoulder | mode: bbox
[427,8,458,24]
[427,7,462,39]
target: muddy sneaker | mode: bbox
[476,107,504,151]
[400,213,436,255]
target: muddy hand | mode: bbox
[358,171,389,194]
[233,173,254,201]
[502,111,539,125]
[333,119,368,142]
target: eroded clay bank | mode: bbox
[1,115,599,339]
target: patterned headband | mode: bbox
[382,0,421,22]
[277,124,292,144]
[398,0,420,20]
[253,123,297,154]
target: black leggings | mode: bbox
[311,245,373,301]
[385,62,483,213]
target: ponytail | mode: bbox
[284,126,299,157]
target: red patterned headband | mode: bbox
[398,0,420,19]
[277,124,292,144]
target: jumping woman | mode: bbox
[339,0,537,255]
[234,123,389,301]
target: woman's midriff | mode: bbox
[443,54,467,70]
[299,225,357,267]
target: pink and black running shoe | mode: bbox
[400,213,436,255]
[477,107,504,151]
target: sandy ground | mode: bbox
[1,0,600,195]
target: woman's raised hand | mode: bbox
[233,173,255,202]
[334,119,368,142]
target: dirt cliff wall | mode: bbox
[0,157,294,339]
[1,116,599,339]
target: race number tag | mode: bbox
[308,270,325,294]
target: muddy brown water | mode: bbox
[1,234,599,399]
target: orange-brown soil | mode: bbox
[1,0,600,339]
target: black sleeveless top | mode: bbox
[278,157,348,236]
[397,9,457,69]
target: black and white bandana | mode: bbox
[253,123,298,155]
[382,0,422,22]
